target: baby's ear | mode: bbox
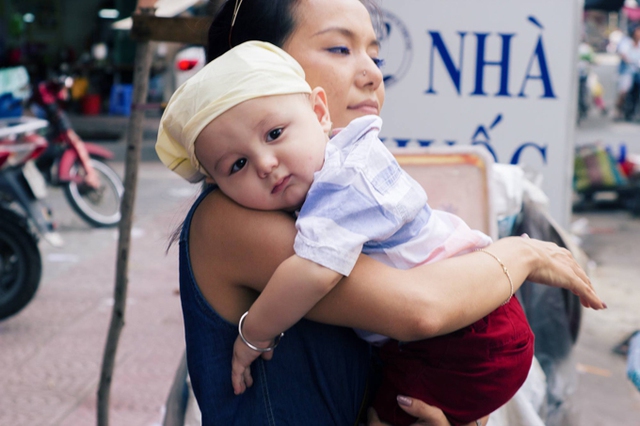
[310,87,332,133]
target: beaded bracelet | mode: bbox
[475,249,514,306]
[238,311,284,352]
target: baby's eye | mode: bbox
[230,158,247,174]
[267,128,283,142]
[327,46,351,55]
[372,58,385,69]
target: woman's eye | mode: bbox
[267,128,283,142]
[372,58,385,69]
[327,46,351,55]
[230,158,247,174]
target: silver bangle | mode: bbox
[238,311,284,352]
[475,248,514,306]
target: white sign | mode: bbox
[378,0,583,228]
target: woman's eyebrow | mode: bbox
[311,26,381,48]
[312,26,353,38]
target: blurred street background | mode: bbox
[2,0,640,425]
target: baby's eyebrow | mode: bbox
[213,153,228,174]
[254,117,271,133]
[253,110,284,134]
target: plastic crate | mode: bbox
[108,84,133,116]
[0,93,23,118]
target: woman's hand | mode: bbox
[366,396,488,426]
[518,236,606,310]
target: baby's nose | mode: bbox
[256,155,278,178]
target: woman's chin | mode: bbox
[337,110,379,127]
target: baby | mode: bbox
[156,41,534,426]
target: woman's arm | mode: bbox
[310,235,601,341]
[190,191,603,342]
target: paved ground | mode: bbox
[571,209,640,426]
[565,57,640,424]
[0,152,198,425]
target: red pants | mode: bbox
[372,296,534,426]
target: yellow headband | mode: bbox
[155,41,312,182]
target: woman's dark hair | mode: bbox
[206,0,382,63]
[207,0,300,62]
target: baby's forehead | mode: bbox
[213,92,311,121]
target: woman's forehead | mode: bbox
[293,0,374,37]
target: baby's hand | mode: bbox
[231,335,274,395]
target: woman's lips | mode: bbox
[272,175,291,194]
[348,100,379,115]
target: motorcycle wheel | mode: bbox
[0,208,42,320]
[64,158,124,228]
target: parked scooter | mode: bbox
[0,116,56,320]
[29,76,124,227]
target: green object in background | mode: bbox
[113,31,136,67]
[8,13,25,37]
[574,144,628,192]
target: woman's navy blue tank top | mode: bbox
[179,186,371,425]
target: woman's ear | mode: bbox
[309,87,332,133]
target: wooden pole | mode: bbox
[96,1,223,424]
[96,7,155,426]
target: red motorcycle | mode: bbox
[29,76,124,227]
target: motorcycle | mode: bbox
[0,116,56,320]
[29,76,124,228]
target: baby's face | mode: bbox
[195,92,331,211]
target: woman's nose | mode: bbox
[357,56,383,90]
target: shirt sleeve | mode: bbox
[294,165,405,276]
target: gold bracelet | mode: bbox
[475,249,513,306]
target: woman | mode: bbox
[172,1,604,425]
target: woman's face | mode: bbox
[283,0,385,129]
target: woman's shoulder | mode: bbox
[188,189,297,295]
[191,189,296,243]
